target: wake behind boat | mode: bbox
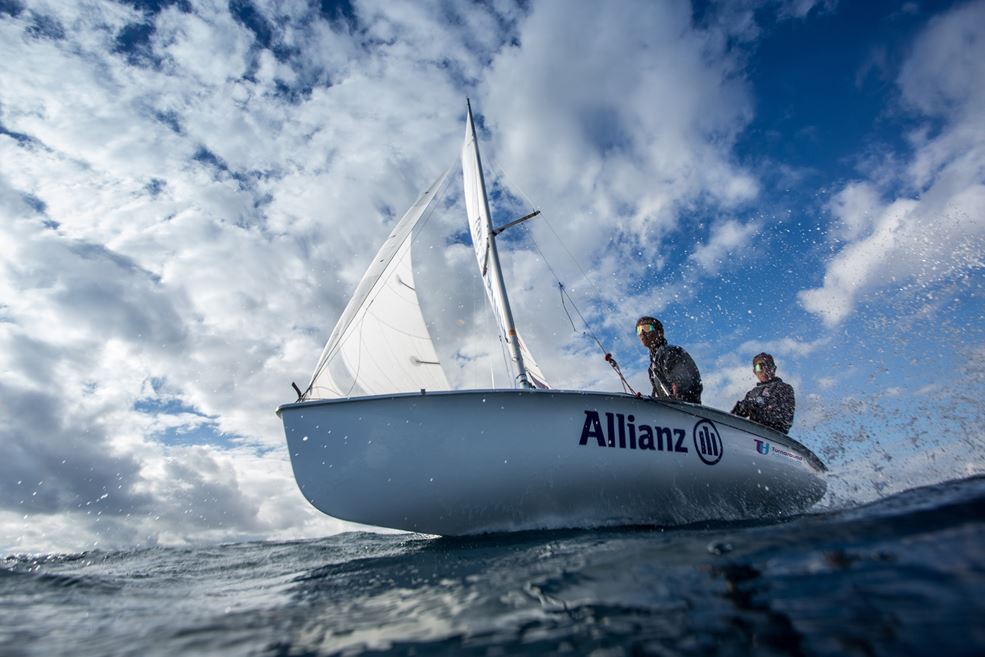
[277,101,826,535]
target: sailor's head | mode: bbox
[753,352,776,382]
[636,316,665,349]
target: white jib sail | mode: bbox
[305,170,452,399]
[462,107,550,389]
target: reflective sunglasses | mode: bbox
[754,362,766,373]
[636,324,658,335]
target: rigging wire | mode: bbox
[556,281,638,396]
[492,164,640,395]
[494,165,620,318]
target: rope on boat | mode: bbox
[557,282,640,397]
[493,164,642,396]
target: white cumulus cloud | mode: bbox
[798,0,985,327]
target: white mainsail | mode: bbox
[462,103,550,389]
[305,170,452,399]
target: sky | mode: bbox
[1,0,983,554]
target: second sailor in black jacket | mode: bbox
[731,352,795,433]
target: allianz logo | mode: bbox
[578,411,724,465]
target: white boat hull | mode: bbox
[277,389,826,535]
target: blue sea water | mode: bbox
[1,475,983,657]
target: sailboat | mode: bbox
[276,101,826,536]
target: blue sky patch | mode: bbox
[25,12,64,40]
[114,21,159,67]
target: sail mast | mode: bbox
[465,99,531,389]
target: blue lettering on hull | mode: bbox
[578,410,689,454]
[578,411,723,465]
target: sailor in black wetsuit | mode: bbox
[636,316,703,403]
[731,352,795,433]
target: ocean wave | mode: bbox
[1,475,983,656]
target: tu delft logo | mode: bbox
[693,419,723,465]
[755,439,770,455]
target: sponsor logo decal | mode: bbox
[578,410,688,453]
[693,419,723,465]
[755,439,770,455]
[773,446,804,462]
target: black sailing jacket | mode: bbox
[731,377,796,433]
[648,344,703,403]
